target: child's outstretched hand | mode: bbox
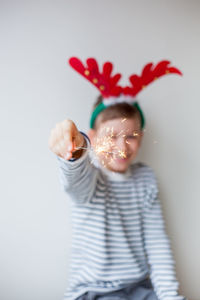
[48,119,86,160]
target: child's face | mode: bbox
[89,118,143,173]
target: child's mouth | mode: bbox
[114,156,130,163]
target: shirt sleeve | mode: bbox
[56,132,98,204]
[142,170,186,300]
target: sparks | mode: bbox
[89,125,132,167]
[121,118,127,123]
[117,130,124,137]
[93,130,118,157]
[118,150,126,158]
[133,131,139,137]
[110,127,114,137]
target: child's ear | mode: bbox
[87,129,96,146]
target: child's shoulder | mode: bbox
[131,161,156,175]
[131,161,158,185]
[131,162,159,204]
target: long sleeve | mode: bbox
[57,133,98,204]
[143,176,186,300]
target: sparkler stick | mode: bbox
[74,146,114,155]
[74,146,88,150]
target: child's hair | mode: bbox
[92,95,142,130]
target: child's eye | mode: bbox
[126,135,136,139]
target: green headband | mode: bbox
[90,101,145,129]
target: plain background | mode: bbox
[0,1,200,300]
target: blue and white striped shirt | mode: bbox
[57,136,184,300]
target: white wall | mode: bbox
[0,1,199,299]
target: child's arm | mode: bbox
[143,172,186,300]
[48,119,98,204]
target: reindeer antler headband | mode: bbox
[68,57,182,129]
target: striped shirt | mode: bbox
[57,135,184,300]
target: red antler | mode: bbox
[69,57,122,98]
[123,60,182,97]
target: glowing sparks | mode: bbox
[118,150,126,158]
[81,125,142,168]
[117,130,124,137]
[76,127,156,170]
[121,118,127,123]
[94,135,115,155]
[91,126,130,166]
[133,131,139,137]
[74,124,158,172]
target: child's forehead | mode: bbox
[97,118,140,133]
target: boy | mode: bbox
[48,58,186,299]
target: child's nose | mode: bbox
[116,137,128,151]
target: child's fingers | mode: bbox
[63,125,81,152]
[59,138,73,160]
[64,152,72,160]
[63,131,74,152]
[49,119,81,160]
[62,135,80,160]
[53,143,64,159]
[62,120,77,150]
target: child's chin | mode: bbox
[107,161,129,173]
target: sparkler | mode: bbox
[116,130,124,137]
[69,120,158,166]
[73,118,159,167]
[74,122,138,166]
[117,150,126,158]
[121,118,127,123]
[133,132,139,137]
